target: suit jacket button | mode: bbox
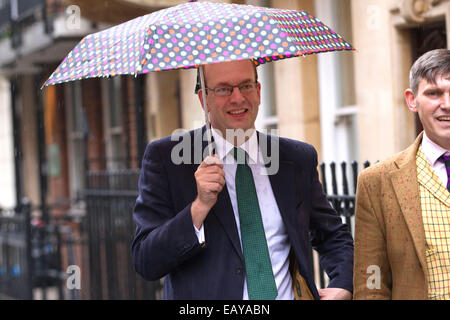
[236,267,243,275]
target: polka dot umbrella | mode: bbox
[43,1,354,154]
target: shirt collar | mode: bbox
[210,128,259,164]
[421,131,450,165]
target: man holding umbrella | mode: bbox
[131,59,354,300]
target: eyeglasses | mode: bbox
[206,82,258,97]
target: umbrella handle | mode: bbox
[199,65,214,157]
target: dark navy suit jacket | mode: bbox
[131,127,354,300]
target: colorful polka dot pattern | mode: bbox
[44,1,353,87]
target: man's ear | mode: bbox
[256,81,262,104]
[197,89,209,112]
[405,89,418,113]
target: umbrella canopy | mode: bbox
[43,1,353,87]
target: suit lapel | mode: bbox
[268,160,297,228]
[192,126,244,263]
[213,187,244,262]
[258,132,299,226]
[194,130,313,293]
[191,130,304,265]
[264,134,316,297]
[268,157,307,272]
[390,133,427,273]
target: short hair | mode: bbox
[409,49,450,94]
[194,60,259,94]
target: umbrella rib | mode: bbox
[198,65,213,157]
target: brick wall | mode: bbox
[44,83,70,208]
[82,78,105,172]
[123,77,139,169]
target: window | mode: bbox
[102,77,126,170]
[255,63,278,134]
[65,81,87,202]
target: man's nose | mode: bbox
[229,86,245,102]
[443,92,450,109]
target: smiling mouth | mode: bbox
[228,109,248,115]
[437,116,450,121]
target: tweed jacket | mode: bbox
[353,132,431,300]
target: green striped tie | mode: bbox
[233,147,278,300]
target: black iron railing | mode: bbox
[0,3,11,33]
[0,199,87,300]
[84,169,162,300]
[314,160,371,288]
[320,160,371,232]
[30,212,87,300]
[0,199,32,300]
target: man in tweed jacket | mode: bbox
[353,49,450,300]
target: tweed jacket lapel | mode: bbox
[389,133,427,274]
[416,149,450,207]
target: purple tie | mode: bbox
[441,154,450,192]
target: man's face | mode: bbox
[405,74,450,149]
[198,60,261,137]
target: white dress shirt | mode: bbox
[421,132,450,187]
[194,128,294,300]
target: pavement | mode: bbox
[0,293,15,300]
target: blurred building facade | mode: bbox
[0,0,448,299]
[1,0,448,210]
